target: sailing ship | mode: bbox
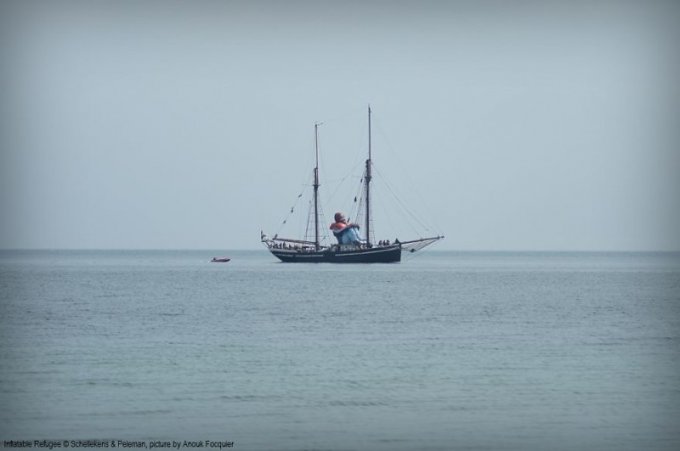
[261,106,443,263]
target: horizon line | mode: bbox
[1,248,679,254]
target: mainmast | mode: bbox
[365,105,372,246]
[313,122,321,250]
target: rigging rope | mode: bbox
[276,188,307,235]
[372,164,432,234]
[372,115,444,236]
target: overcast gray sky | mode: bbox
[1,0,679,251]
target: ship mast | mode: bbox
[313,122,321,250]
[365,105,372,246]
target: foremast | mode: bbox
[365,105,372,246]
[313,122,321,250]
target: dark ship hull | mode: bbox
[270,244,401,263]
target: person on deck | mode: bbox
[330,212,363,245]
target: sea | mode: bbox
[1,250,679,451]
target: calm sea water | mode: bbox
[1,250,679,450]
